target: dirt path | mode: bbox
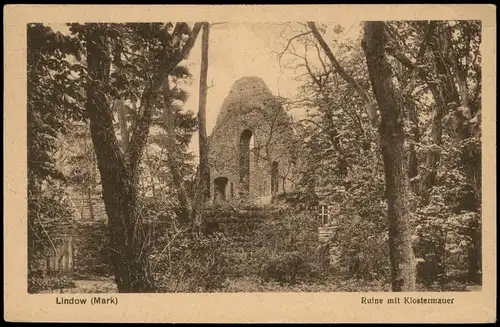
[39,279,118,294]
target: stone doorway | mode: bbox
[213,176,229,205]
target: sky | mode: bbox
[48,21,362,160]
[181,22,361,157]
[183,22,361,130]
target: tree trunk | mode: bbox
[363,21,416,291]
[144,147,155,197]
[113,44,129,154]
[439,24,482,282]
[162,77,193,224]
[87,187,95,220]
[407,99,419,183]
[419,31,456,195]
[467,217,482,284]
[198,22,210,204]
[80,188,85,218]
[86,25,154,293]
[406,22,435,189]
[115,98,129,152]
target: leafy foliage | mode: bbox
[152,232,233,292]
[28,180,77,273]
[28,275,76,294]
[27,23,85,185]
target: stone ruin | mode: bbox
[208,76,298,206]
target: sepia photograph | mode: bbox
[4,4,496,323]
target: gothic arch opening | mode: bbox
[239,129,253,194]
[213,177,228,205]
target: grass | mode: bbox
[45,276,481,294]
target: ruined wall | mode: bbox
[208,77,298,205]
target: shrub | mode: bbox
[259,251,303,284]
[414,187,481,286]
[151,231,234,293]
[28,274,76,293]
[334,213,391,280]
[28,180,77,276]
[72,220,113,279]
[258,250,323,285]
[243,204,327,284]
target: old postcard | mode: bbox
[3,4,496,323]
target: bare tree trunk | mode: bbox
[198,22,210,204]
[363,21,416,291]
[196,22,212,234]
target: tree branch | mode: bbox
[416,21,437,60]
[210,22,227,27]
[128,22,203,172]
[307,21,377,126]
[385,21,437,73]
[277,31,313,66]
